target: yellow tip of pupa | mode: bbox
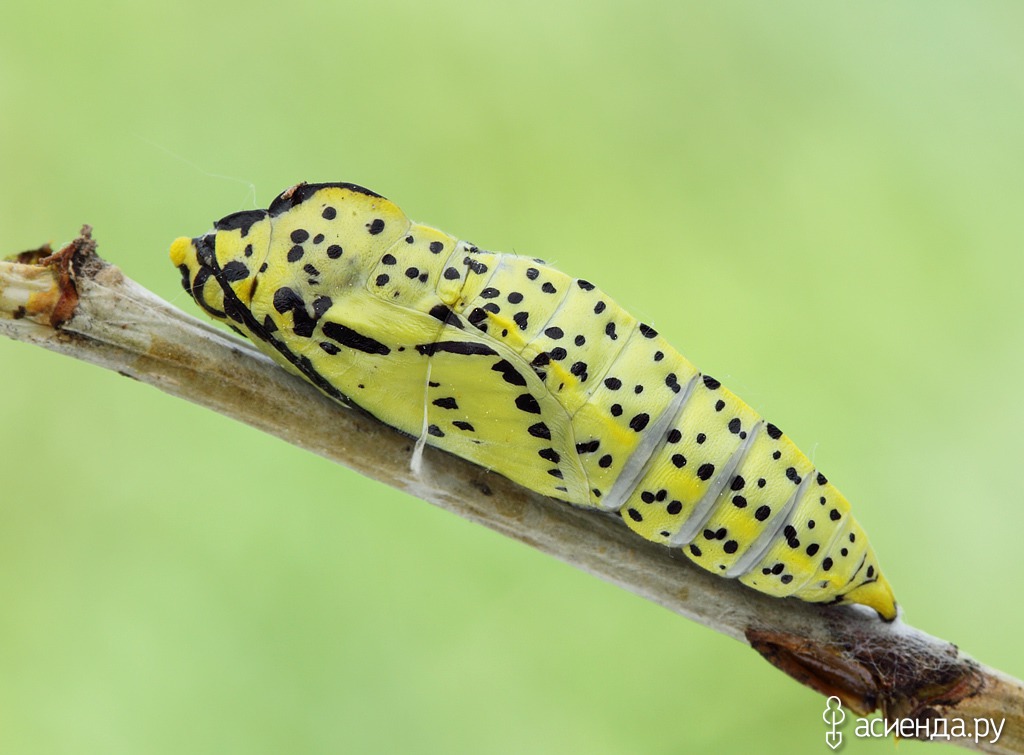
[844,574,898,621]
[169,237,193,267]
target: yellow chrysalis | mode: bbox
[170,182,897,620]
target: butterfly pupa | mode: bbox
[170,182,897,621]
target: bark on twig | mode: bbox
[2,229,1022,752]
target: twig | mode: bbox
[2,229,1022,753]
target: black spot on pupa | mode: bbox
[221,260,250,282]
[215,209,267,235]
[416,341,498,357]
[629,413,650,432]
[528,422,551,439]
[428,304,464,329]
[322,322,391,355]
[538,448,561,463]
[492,359,528,386]
[515,394,541,414]
[273,287,304,315]
[311,296,332,318]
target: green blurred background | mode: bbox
[2,2,1022,753]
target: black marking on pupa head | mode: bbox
[194,233,217,267]
[214,209,268,236]
[268,182,385,217]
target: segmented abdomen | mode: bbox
[450,247,888,610]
